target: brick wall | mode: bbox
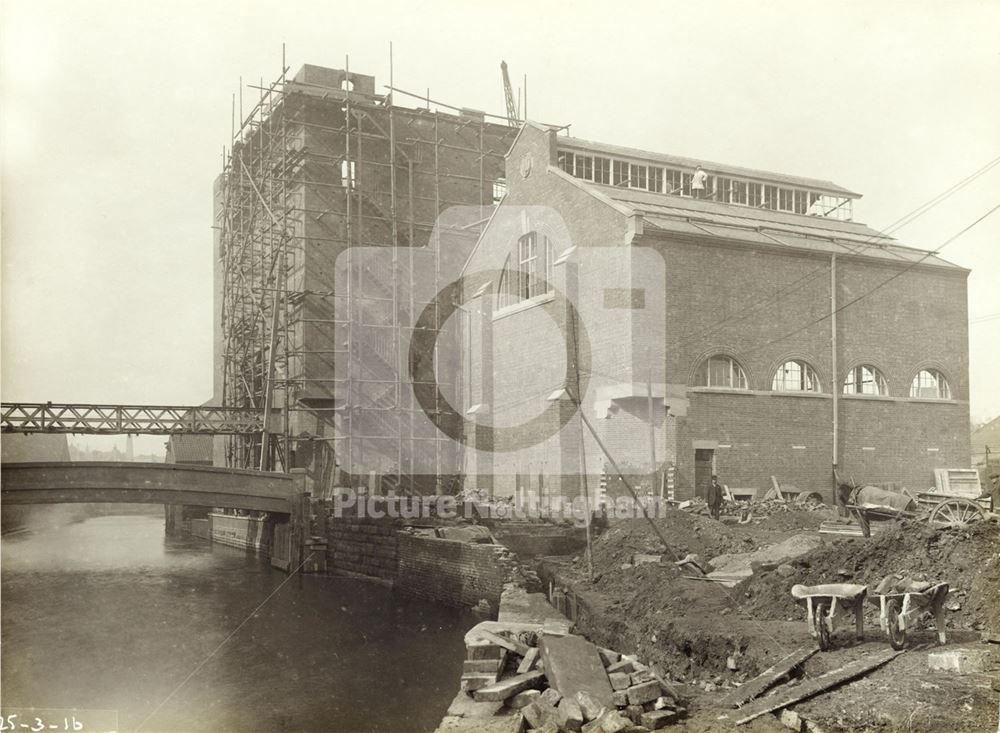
[326,516,399,581]
[395,534,519,608]
[465,125,971,505]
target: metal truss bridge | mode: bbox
[1,402,266,435]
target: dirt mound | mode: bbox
[590,510,757,573]
[741,520,1000,631]
[747,507,828,533]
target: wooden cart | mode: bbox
[839,472,987,538]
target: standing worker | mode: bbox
[692,165,709,199]
[707,474,723,520]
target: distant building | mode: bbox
[165,435,214,466]
[462,123,970,502]
[1,433,71,463]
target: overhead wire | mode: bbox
[738,202,1000,359]
[669,152,1000,348]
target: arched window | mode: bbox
[497,232,554,309]
[772,360,821,392]
[843,364,888,395]
[910,369,951,399]
[695,355,749,390]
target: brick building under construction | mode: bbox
[213,63,515,494]
[214,61,970,503]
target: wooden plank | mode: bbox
[468,629,531,657]
[718,647,817,708]
[517,647,540,674]
[735,650,904,725]
[473,670,546,702]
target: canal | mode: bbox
[1,512,473,732]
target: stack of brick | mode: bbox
[460,623,687,731]
[326,517,398,581]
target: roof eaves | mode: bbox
[548,165,637,218]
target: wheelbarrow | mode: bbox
[867,578,949,650]
[791,583,867,651]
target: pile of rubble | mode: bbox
[741,520,1000,632]
[460,622,687,731]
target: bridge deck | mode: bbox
[0,462,298,514]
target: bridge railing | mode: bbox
[1,403,265,435]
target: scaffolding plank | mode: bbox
[734,649,904,725]
[718,647,816,708]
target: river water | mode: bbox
[1,513,473,732]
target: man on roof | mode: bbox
[692,165,709,199]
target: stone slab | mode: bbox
[927,647,992,674]
[626,680,660,706]
[540,634,615,709]
[445,691,505,719]
[642,709,678,729]
[474,670,546,702]
[499,585,570,626]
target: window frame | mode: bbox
[909,369,952,400]
[695,355,750,390]
[498,232,555,311]
[553,149,853,220]
[843,364,889,396]
[772,359,822,392]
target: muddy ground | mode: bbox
[537,504,1000,732]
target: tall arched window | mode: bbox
[772,360,821,392]
[497,232,554,309]
[910,369,951,399]
[843,364,888,395]
[695,355,749,389]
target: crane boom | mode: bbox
[501,60,518,127]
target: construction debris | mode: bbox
[718,646,817,708]
[735,649,904,724]
[456,622,688,731]
[539,634,615,708]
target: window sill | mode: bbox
[901,397,960,405]
[769,390,831,399]
[689,387,755,396]
[492,292,555,321]
[841,393,894,402]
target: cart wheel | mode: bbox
[929,498,985,527]
[814,601,831,651]
[886,600,907,650]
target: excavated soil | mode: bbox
[536,511,1000,731]
[742,520,1000,633]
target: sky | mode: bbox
[2,0,998,456]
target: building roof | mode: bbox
[600,185,964,271]
[559,135,862,198]
[165,434,214,464]
[973,416,1000,466]
[1,433,71,462]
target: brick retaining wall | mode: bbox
[326,516,399,581]
[395,534,519,608]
